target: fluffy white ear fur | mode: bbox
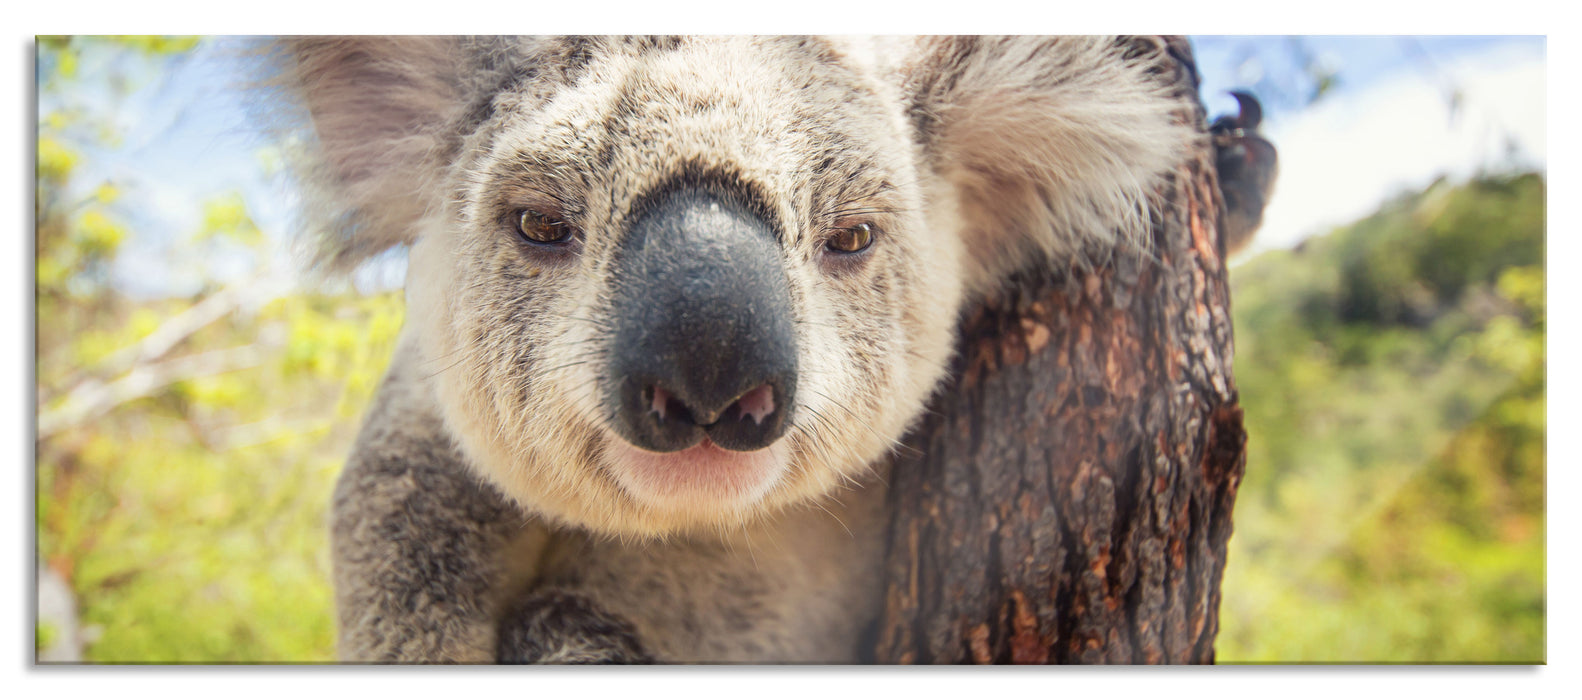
[277,37,467,272]
[902,36,1193,296]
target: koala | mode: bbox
[269,35,1194,663]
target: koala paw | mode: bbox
[497,589,655,664]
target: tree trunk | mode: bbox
[873,36,1247,665]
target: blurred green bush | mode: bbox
[1218,173,1545,663]
[36,36,399,663]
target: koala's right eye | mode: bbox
[516,209,576,245]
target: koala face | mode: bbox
[406,38,962,535]
[279,35,1190,538]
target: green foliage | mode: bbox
[40,291,405,662]
[36,36,404,663]
[37,622,59,653]
[198,192,264,246]
[1217,173,1545,663]
[36,37,181,305]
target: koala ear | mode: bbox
[274,36,472,272]
[902,36,1194,295]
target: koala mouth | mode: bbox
[604,427,792,511]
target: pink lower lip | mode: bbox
[606,435,788,506]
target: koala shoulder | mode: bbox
[329,334,548,662]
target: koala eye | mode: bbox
[516,209,575,245]
[825,222,877,254]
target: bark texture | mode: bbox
[874,36,1247,665]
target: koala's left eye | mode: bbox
[826,222,877,254]
[516,209,576,245]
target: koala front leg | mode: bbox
[496,589,654,664]
[330,346,553,664]
[494,531,655,664]
[331,436,531,663]
[334,433,653,664]
[333,341,659,664]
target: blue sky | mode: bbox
[43,35,1548,297]
[1194,36,1535,117]
[1194,36,1545,258]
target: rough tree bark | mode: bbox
[874,36,1247,665]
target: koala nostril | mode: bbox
[650,384,776,427]
[616,374,793,453]
[729,384,775,425]
[649,385,670,420]
[647,385,692,425]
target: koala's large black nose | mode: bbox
[605,188,797,453]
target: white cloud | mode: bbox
[1240,43,1546,260]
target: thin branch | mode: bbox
[38,344,267,438]
[41,271,277,408]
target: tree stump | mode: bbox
[874,36,1247,665]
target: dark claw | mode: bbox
[1211,90,1279,257]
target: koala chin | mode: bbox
[270,35,1192,663]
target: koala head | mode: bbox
[276,36,1189,537]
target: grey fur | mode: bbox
[269,36,1191,663]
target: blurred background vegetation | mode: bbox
[35,36,401,662]
[33,36,1544,663]
[1217,173,1545,662]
